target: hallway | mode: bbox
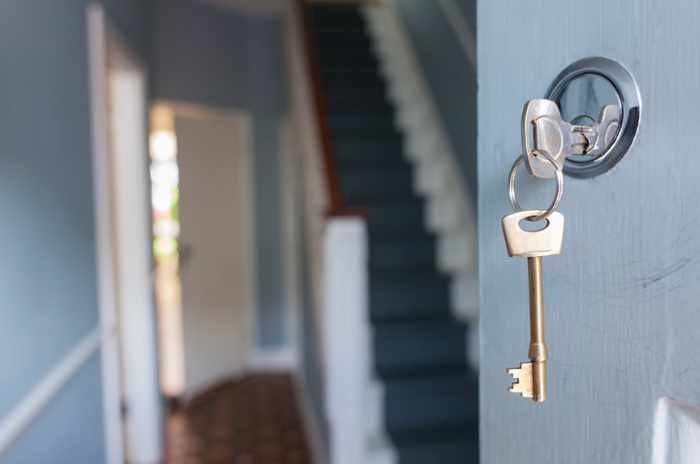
[165,374,312,464]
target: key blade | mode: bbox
[507,362,534,398]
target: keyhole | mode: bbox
[547,57,642,178]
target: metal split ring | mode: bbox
[508,149,564,222]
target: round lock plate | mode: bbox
[546,57,641,178]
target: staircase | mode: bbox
[310,5,479,463]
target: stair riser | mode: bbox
[370,288,449,319]
[324,87,387,104]
[327,99,392,115]
[341,173,414,203]
[368,237,436,267]
[369,307,450,323]
[384,380,477,433]
[321,73,384,89]
[319,55,379,71]
[373,325,467,376]
[329,115,396,133]
[397,442,479,464]
[311,14,364,30]
[338,157,405,172]
[335,136,402,152]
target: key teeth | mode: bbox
[507,362,534,399]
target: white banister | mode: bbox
[323,218,370,464]
[287,3,396,462]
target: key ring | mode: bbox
[508,149,564,222]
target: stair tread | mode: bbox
[373,319,466,333]
[370,307,451,324]
[383,370,478,390]
[393,427,479,464]
[373,319,467,377]
[370,269,446,286]
[392,424,479,446]
[329,124,399,139]
[383,373,478,430]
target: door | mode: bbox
[175,108,254,395]
[478,3,700,463]
[87,5,162,463]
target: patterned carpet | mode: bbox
[165,374,312,464]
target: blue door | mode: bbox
[478,2,700,462]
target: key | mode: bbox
[502,210,564,402]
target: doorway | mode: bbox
[88,5,162,463]
[151,103,256,400]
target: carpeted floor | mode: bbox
[165,374,312,464]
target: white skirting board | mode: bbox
[362,5,479,348]
[292,373,329,464]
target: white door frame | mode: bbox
[88,4,162,463]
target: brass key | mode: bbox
[502,210,564,402]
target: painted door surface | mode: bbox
[176,111,253,394]
[478,2,700,463]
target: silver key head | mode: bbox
[522,99,567,179]
[502,210,564,257]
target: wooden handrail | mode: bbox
[295,0,366,217]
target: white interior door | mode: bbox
[175,108,254,395]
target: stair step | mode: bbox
[365,201,425,235]
[395,430,479,464]
[369,274,449,321]
[329,117,397,138]
[383,373,478,434]
[335,140,405,170]
[326,95,392,114]
[324,85,387,105]
[310,10,365,34]
[310,5,363,24]
[331,126,403,142]
[321,69,384,88]
[325,91,390,114]
[313,23,368,36]
[316,32,372,49]
[368,234,436,272]
[318,49,378,69]
[311,15,368,32]
[322,66,379,76]
[373,320,467,377]
[340,166,414,204]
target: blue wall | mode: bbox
[252,115,288,346]
[153,0,250,109]
[0,0,152,461]
[395,0,477,198]
[152,0,289,349]
[3,355,106,464]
